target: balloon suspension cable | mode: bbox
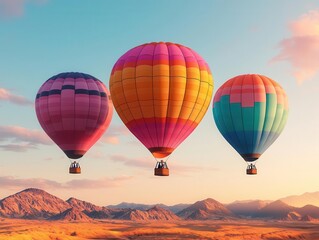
[68,157,82,163]
[246,160,258,166]
[153,155,171,163]
[165,155,171,163]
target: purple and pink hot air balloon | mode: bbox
[35,72,113,174]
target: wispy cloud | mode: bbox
[0,88,33,106]
[100,136,120,145]
[65,176,133,189]
[99,125,130,145]
[0,125,52,152]
[0,125,51,145]
[107,125,130,136]
[110,154,154,169]
[169,161,218,176]
[0,0,25,18]
[0,143,37,152]
[0,0,46,19]
[271,10,319,84]
[0,175,133,190]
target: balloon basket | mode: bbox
[154,168,169,176]
[246,168,257,175]
[69,167,81,174]
[154,161,169,176]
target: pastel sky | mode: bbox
[1,0,319,206]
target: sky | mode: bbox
[0,0,319,206]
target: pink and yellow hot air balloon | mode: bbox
[110,42,213,176]
[35,72,113,174]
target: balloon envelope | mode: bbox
[110,42,213,158]
[213,74,288,161]
[35,72,112,159]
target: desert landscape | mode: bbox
[1,218,319,240]
[1,189,319,239]
[2,1,319,239]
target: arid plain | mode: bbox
[2,189,319,240]
[1,218,319,240]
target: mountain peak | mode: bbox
[177,198,233,220]
[115,206,180,221]
[21,188,46,193]
[280,191,319,208]
[0,188,70,219]
[226,200,270,217]
[255,200,296,219]
[266,200,291,208]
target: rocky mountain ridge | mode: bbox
[2,188,319,222]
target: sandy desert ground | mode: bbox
[0,218,319,240]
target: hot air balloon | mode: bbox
[35,72,113,174]
[110,42,213,176]
[213,74,288,175]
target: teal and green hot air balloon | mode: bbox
[212,74,288,175]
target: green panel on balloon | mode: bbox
[252,102,266,151]
[270,104,284,134]
[277,109,289,133]
[242,107,254,152]
[230,103,244,131]
[213,102,227,136]
[220,95,235,132]
[262,94,277,132]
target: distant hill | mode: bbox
[254,200,296,219]
[87,208,129,220]
[300,214,319,222]
[67,197,103,212]
[283,211,301,221]
[296,205,319,218]
[49,208,92,222]
[146,206,180,220]
[177,198,233,220]
[108,202,190,213]
[227,200,270,217]
[0,188,70,219]
[108,202,153,211]
[116,206,180,221]
[280,192,319,207]
[168,204,192,213]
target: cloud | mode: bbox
[110,154,154,169]
[0,0,46,19]
[85,150,107,160]
[271,10,319,84]
[0,125,52,152]
[0,0,25,18]
[0,143,37,152]
[0,125,51,145]
[0,175,133,190]
[169,161,218,176]
[64,176,133,189]
[105,124,130,137]
[99,125,130,145]
[0,88,33,106]
[100,136,120,145]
